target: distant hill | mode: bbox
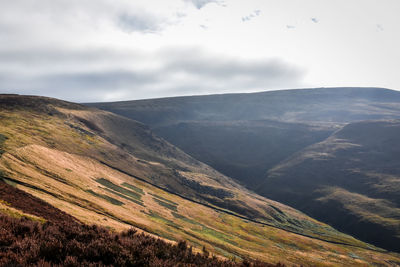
[88,87,400,125]
[2,94,397,265]
[89,87,400,252]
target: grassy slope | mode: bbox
[258,120,400,252]
[0,94,399,265]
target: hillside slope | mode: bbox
[88,87,400,253]
[0,94,322,226]
[153,120,335,188]
[0,182,275,267]
[87,87,400,192]
[258,120,400,252]
[92,87,400,189]
[1,94,400,265]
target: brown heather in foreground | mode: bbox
[0,214,284,267]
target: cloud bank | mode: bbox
[0,47,305,102]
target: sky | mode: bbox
[0,0,399,102]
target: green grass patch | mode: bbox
[153,198,178,211]
[86,189,123,206]
[171,212,202,226]
[192,226,237,246]
[148,192,178,206]
[349,252,363,260]
[96,178,142,201]
[102,187,145,207]
[1,177,17,187]
[153,229,177,241]
[214,247,241,261]
[121,182,144,195]
[146,210,182,230]
[0,206,46,223]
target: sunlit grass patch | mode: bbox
[171,212,202,226]
[96,178,142,201]
[102,187,145,207]
[214,247,242,261]
[149,192,178,206]
[86,189,123,206]
[0,203,46,223]
[146,210,182,230]
[192,225,238,246]
[153,197,178,211]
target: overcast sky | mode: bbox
[0,0,399,102]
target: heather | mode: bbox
[0,214,282,267]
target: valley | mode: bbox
[90,87,400,253]
[1,93,400,265]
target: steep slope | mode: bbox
[257,120,400,252]
[1,94,400,265]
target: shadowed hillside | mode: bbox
[258,120,400,252]
[87,87,400,190]
[153,120,335,188]
[88,87,400,253]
